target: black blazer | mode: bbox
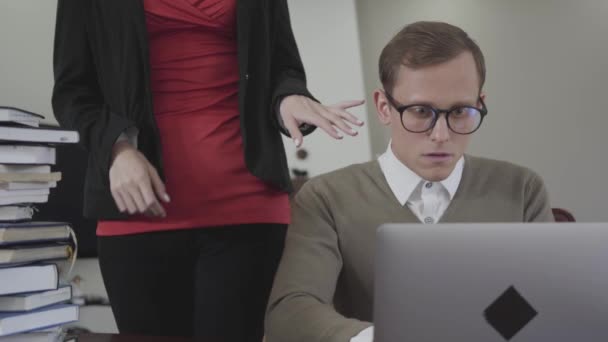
[52,0,316,219]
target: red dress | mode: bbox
[97,0,290,236]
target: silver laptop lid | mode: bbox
[374,223,608,342]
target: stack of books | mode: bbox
[0,107,80,341]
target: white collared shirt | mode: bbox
[377,142,464,223]
[351,143,464,342]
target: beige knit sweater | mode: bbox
[266,155,553,342]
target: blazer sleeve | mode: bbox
[52,0,136,179]
[270,0,317,137]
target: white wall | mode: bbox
[284,0,372,177]
[356,0,608,222]
[0,0,58,125]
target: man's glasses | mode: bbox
[384,91,488,135]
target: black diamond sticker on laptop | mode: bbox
[483,286,538,341]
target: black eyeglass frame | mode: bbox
[384,91,488,135]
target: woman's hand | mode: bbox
[279,95,365,147]
[109,141,171,218]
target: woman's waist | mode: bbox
[148,48,239,94]
[152,88,239,117]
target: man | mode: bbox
[265,21,553,342]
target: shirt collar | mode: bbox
[378,141,464,205]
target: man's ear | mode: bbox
[479,91,486,104]
[374,89,393,126]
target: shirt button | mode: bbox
[424,217,434,224]
[244,73,250,80]
[425,182,433,189]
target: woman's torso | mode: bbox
[97,0,290,236]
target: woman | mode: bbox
[52,0,364,341]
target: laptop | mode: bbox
[373,223,608,342]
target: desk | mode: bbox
[73,333,194,341]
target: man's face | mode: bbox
[374,51,485,182]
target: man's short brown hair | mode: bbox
[379,21,486,93]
